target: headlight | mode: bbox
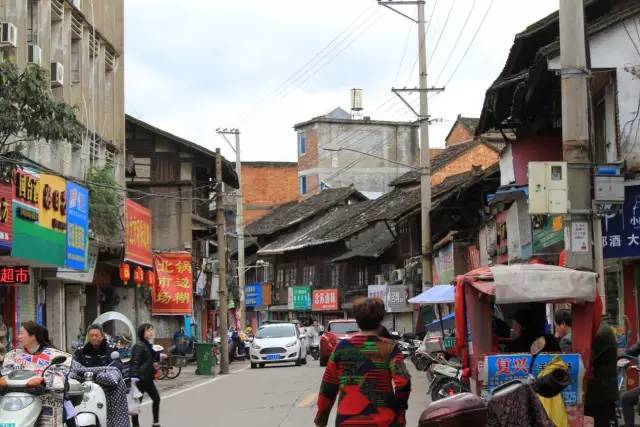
[252,343,261,350]
[285,340,298,348]
[1,396,34,411]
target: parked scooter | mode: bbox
[426,355,467,401]
[72,351,126,427]
[419,337,570,426]
[0,355,69,426]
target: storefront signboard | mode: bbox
[312,289,338,311]
[603,185,640,259]
[245,283,263,308]
[65,181,89,270]
[152,252,193,315]
[291,286,311,311]
[125,198,153,267]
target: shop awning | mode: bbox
[487,186,528,205]
[426,313,455,332]
[268,305,290,312]
[408,285,455,304]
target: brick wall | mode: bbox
[297,127,320,196]
[432,144,499,185]
[445,123,473,147]
[242,163,299,224]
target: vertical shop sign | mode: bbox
[125,198,153,267]
[152,252,193,315]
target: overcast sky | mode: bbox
[125,0,559,162]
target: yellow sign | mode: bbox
[39,174,67,233]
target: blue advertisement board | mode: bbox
[486,353,581,406]
[603,185,640,259]
[246,283,262,308]
[65,182,89,270]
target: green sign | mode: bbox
[532,215,565,253]
[292,286,311,311]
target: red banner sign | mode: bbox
[312,289,339,311]
[125,199,153,267]
[0,182,12,249]
[152,252,193,315]
[0,266,30,284]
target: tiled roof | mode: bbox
[245,187,363,237]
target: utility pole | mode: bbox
[217,128,246,330]
[216,148,229,374]
[379,0,442,292]
[558,0,603,310]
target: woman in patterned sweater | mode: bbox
[314,297,412,427]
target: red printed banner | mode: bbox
[152,252,193,315]
[312,289,339,311]
[125,199,153,267]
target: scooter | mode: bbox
[309,344,320,361]
[72,351,124,427]
[426,356,466,401]
[0,355,69,426]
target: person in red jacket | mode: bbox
[314,298,411,427]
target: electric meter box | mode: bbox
[594,175,625,203]
[528,162,568,214]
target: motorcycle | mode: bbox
[72,351,127,427]
[0,355,69,426]
[426,355,466,401]
[616,355,640,422]
[309,345,320,361]
[419,336,570,426]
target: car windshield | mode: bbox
[256,325,296,339]
[330,322,359,334]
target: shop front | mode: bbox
[312,288,340,324]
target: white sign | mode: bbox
[571,222,589,253]
[56,245,98,283]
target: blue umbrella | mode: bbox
[408,285,455,304]
[427,313,455,333]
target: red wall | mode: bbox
[511,136,563,185]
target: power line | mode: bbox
[441,0,495,88]
[427,0,457,66]
[394,24,414,83]
[433,0,478,86]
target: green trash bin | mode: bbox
[195,342,215,376]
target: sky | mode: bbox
[125,0,560,162]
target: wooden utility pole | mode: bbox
[559,0,602,308]
[216,148,229,374]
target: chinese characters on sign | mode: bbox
[245,284,263,308]
[0,182,12,250]
[386,285,410,313]
[65,182,89,271]
[125,199,153,267]
[290,286,311,310]
[312,289,338,311]
[603,185,640,258]
[485,353,581,406]
[0,266,30,284]
[152,252,193,315]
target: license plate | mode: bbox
[266,354,282,361]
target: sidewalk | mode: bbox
[155,361,249,395]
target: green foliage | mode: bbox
[0,62,82,152]
[86,166,122,239]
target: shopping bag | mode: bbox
[127,390,141,416]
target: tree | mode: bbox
[86,166,123,241]
[0,62,82,153]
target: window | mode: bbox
[300,176,307,195]
[358,266,367,288]
[331,264,341,288]
[302,265,315,286]
[276,269,285,289]
[105,147,116,169]
[298,132,306,156]
[71,39,81,84]
[89,139,100,169]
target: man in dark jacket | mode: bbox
[585,321,619,427]
[620,340,640,427]
[74,324,115,368]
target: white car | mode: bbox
[249,323,307,369]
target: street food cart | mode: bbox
[453,264,600,426]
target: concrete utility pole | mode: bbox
[217,128,246,330]
[216,148,229,374]
[379,0,442,291]
[559,0,602,307]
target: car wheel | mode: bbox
[295,356,302,366]
[319,356,328,367]
[259,363,265,368]
[301,356,307,365]
[251,363,257,369]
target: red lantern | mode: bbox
[134,266,144,287]
[119,263,131,284]
[145,270,156,288]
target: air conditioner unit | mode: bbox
[0,23,17,48]
[375,275,385,285]
[390,269,405,284]
[51,62,64,87]
[28,44,42,65]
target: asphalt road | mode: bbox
[137,358,429,426]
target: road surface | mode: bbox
[137,359,429,426]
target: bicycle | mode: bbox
[160,354,187,380]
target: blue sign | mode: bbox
[603,185,640,259]
[486,353,581,406]
[245,284,262,308]
[65,182,89,270]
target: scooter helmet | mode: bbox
[533,367,571,398]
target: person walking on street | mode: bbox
[585,320,618,427]
[74,324,115,368]
[554,309,572,353]
[314,297,411,427]
[130,323,161,427]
